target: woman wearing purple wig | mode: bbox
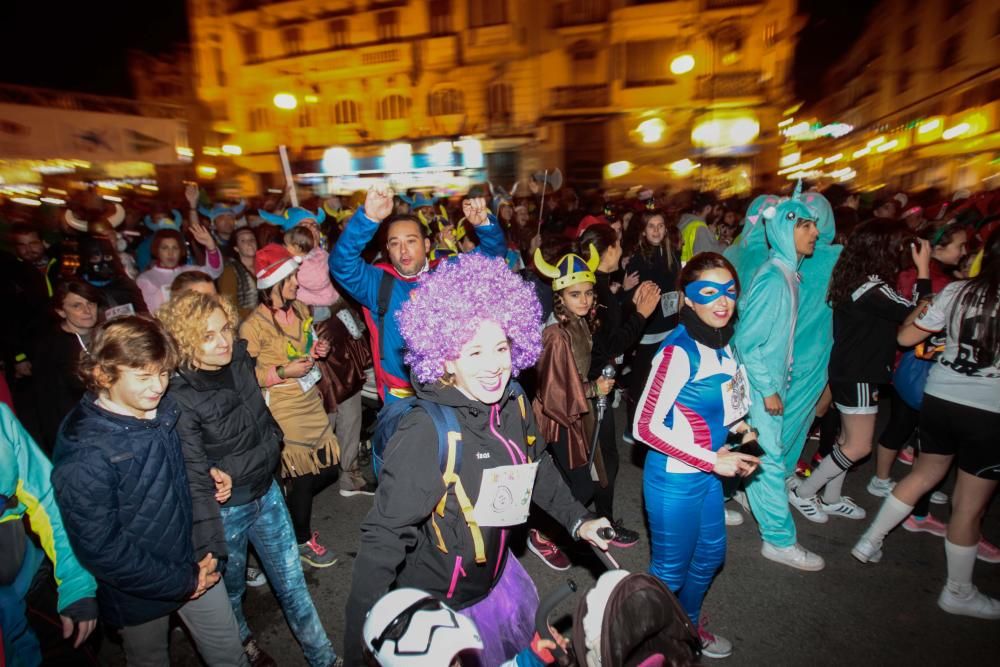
[343,253,612,666]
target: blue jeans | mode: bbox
[220,481,335,667]
[643,451,726,626]
[0,539,44,667]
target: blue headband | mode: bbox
[684,279,736,305]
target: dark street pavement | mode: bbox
[95,403,999,666]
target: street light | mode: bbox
[670,53,696,75]
[273,93,298,110]
[637,118,666,144]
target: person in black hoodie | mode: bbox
[343,253,611,667]
[159,291,337,667]
[50,315,247,666]
[578,222,660,546]
[623,210,681,442]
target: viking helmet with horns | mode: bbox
[256,206,325,231]
[64,203,125,236]
[533,243,600,292]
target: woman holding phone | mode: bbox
[634,252,760,660]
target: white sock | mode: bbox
[822,471,847,504]
[797,455,840,498]
[865,493,913,543]
[944,540,978,597]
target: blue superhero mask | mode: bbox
[685,279,737,305]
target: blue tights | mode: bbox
[643,451,726,626]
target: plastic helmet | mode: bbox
[362,589,483,666]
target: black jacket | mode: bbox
[627,246,680,339]
[343,380,590,665]
[169,339,283,559]
[51,394,199,627]
[30,327,88,453]
[589,271,648,381]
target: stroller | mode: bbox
[536,541,701,667]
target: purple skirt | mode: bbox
[459,552,539,667]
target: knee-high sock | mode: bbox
[944,540,978,596]
[796,445,853,499]
[864,493,913,544]
[822,469,847,504]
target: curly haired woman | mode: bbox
[343,253,611,667]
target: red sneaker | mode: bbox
[978,537,1000,564]
[897,447,915,466]
[902,515,947,537]
[527,529,571,571]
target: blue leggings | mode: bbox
[644,450,726,627]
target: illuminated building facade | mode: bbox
[189,0,799,194]
[782,0,999,191]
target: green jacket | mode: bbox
[0,403,96,614]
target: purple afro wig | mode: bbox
[397,253,542,384]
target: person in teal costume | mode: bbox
[724,193,781,290]
[780,192,842,476]
[732,182,825,571]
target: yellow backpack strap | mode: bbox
[436,430,487,564]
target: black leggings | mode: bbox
[550,427,596,507]
[592,403,620,520]
[285,463,340,544]
[879,387,939,517]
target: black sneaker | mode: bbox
[609,520,639,548]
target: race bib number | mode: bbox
[472,462,539,528]
[722,365,751,426]
[105,303,135,320]
[297,364,322,393]
[661,291,680,318]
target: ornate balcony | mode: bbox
[550,84,611,111]
[695,71,763,99]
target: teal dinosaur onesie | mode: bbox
[725,194,781,290]
[781,192,842,475]
[732,187,816,548]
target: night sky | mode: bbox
[2,0,876,104]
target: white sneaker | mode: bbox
[732,489,752,515]
[866,476,896,498]
[788,490,829,524]
[246,566,267,588]
[818,496,867,520]
[938,586,1000,620]
[761,542,825,571]
[930,490,949,505]
[698,626,733,659]
[851,535,884,564]
[724,508,744,526]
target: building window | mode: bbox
[429,0,452,35]
[239,29,259,62]
[486,82,513,124]
[468,0,506,28]
[283,26,303,56]
[625,39,674,87]
[901,25,916,52]
[332,99,360,125]
[376,94,410,121]
[428,88,464,116]
[212,47,226,86]
[377,11,399,41]
[327,19,348,48]
[762,21,777,48]
[896,68,911,94]
[296,105,318,128]
[939,34,961,70]
[248,107,269,132]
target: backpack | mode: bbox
[370,382,532,565]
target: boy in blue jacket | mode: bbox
[330,186,507,404]
[51,316,248,666]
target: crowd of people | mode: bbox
[1,176,998,667]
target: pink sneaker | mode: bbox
[902,515,947,537]
[978,537,1000,564]
[896,447,915,466]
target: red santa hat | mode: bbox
[576,214,611,238]
[255,243,301,290]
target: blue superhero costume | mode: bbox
[330,208,507,403]
[732,184,815,548]
[634,307,746,627]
